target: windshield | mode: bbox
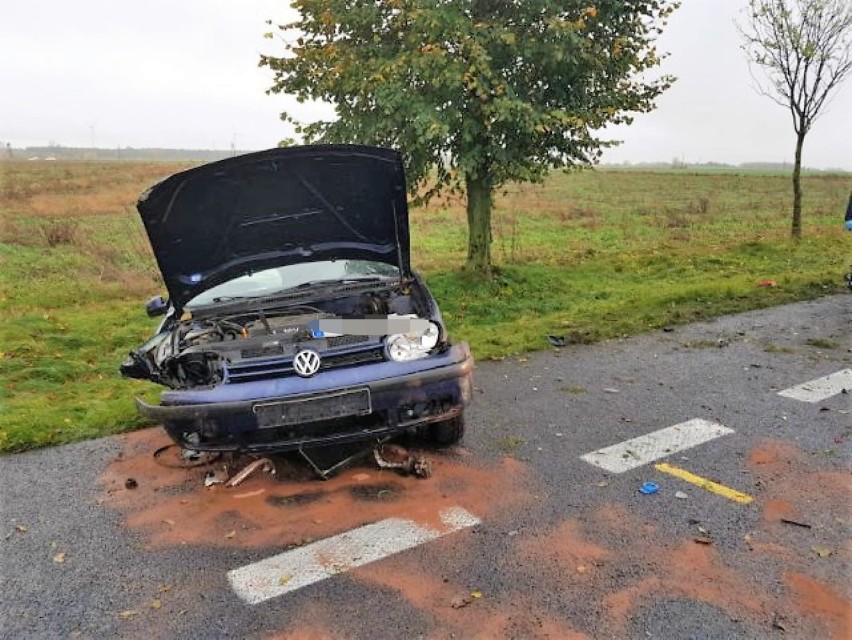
[185,260,399,308]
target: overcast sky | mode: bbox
[2,0,850,168]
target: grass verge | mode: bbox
[1,161,849,452]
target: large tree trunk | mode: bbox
[791,130,805,239]
[465,172,493,275]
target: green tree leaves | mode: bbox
[262,0,678,273]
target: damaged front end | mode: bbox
[122,274,473,453]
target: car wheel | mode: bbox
[426,413,465,446]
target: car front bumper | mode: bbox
[135,342,473,453]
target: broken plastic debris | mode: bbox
[639,482,659,495]
[674,491,688,500]
[226,458,276,487]
[204,468,228,487]
[374,445,432,479]
[547,335,566,347]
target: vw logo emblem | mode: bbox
[292,349,321,377]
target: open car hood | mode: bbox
[137,145,411,310]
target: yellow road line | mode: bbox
[654,462,754,504]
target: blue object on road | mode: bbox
[639,482,660,495]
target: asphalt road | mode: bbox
[2,295,850,639]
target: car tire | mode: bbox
[425,413,465,446]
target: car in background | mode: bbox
[120,145,473,453]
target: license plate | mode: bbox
[253,389,371,428]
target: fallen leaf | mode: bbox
[225,530,236,539]
[118,610,138,620]
[52,552,66,564]
[811,545,833,558]
[15,524,28,533]
[451,595,472,609]
[158,584,172,593]
[576,565,587,574]
[278,575,292,586]
[151,598,162,610]
[470,589,483,599]
[595,481,609,488]
[693,536,713,545]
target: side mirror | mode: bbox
[145,295,168,317]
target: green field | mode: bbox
[1,160,849,452]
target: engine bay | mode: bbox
[124,283,429,390]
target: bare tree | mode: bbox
[739,0,852,238]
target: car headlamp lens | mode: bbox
[386,321,441,362]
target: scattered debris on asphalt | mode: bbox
[811,545,833,558]
[52,552,66,564]
[14,524,28,534]
[693,536,714,545]
[603,387,620,394]
[639,482,659,495]
[124,478,138,490]
[451,589,483,609]
[118,610,138,621]
[674,491,688,500]
[374,444,432,478]
[771,613,788,631]
[226,458,276,487]
[153,444,220,469]
[203,467,229,487]
[780,518,812,529]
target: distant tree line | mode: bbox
[1,146,249,162]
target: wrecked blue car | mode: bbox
[120,145,473,453]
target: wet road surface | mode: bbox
[1,295,850,639]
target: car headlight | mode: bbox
[386,321,441,362]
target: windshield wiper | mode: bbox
[283,276,393,291]
[209,294,262,303]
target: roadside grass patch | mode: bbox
[804,338,840,349]
[495,436,525,454]
[1,161,849,452]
